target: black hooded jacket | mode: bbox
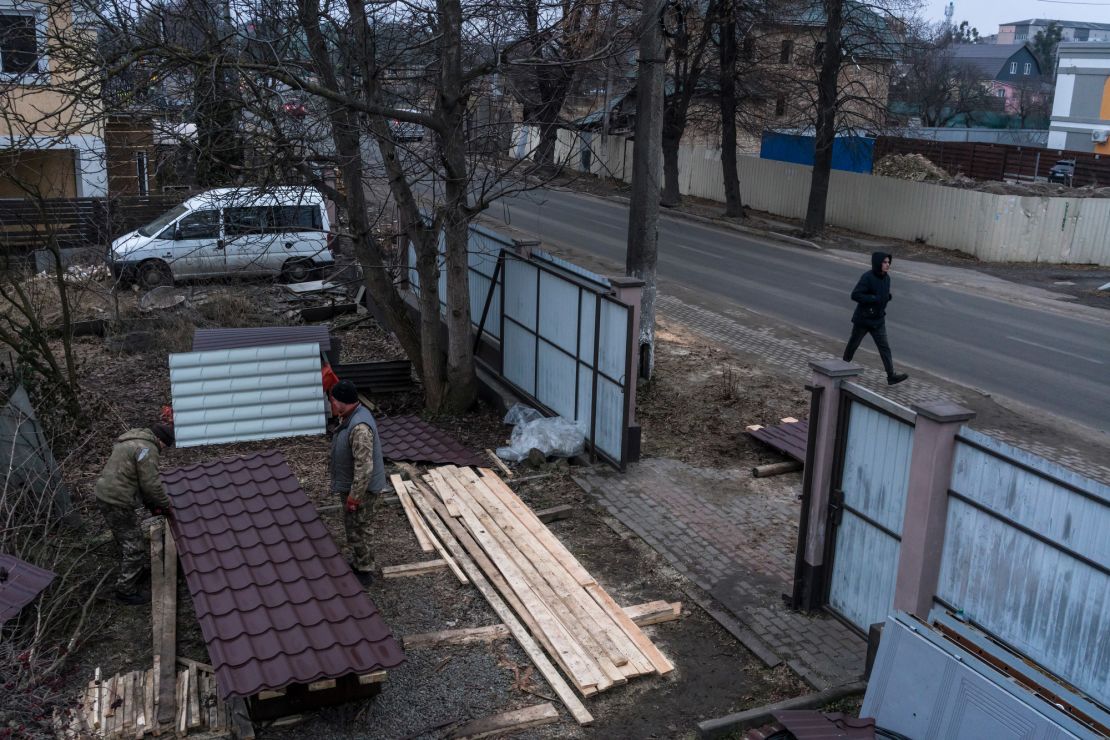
[850,252,892,328]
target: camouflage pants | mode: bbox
[98,500,148,597]
[343,493,378,573]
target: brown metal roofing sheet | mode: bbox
[773,710,876,739]
[376,415,487,467]
[332,361,414,394]
[747,419,809,462]
[192,326,332,353]
[164,451,405,698]
[0,554,56,624]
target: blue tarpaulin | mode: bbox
[760,132,875,173]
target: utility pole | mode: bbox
[626,0,666,381]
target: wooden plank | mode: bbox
[390,474,435,552]
[156,525,178,728]
[427,468,463,517]
[485,448,513,479]
[357,670,388,685]
[175,670,187,736]
[535,505,573,524]
[307,678,336,692]
[187,663,201,729]
[143,668,156,738]
[447,703,560,739]
[625,601,683,626]
[227,696,255,739]
[586,583,675,676]
[450,467,637,680]
[176,656,214,673]
[381,559,448,578]
[433,468,611,691]
[203,673,218,731]
[409,487,593,725]
[214,675,226,732]
[149,520,165,666]
[256,689,285,701]
[134,670,146,739]
[476,469,595,587]
[151,656,160,737]
[92,667,103,732]
[410,478,586,695]
[402,624,511,649]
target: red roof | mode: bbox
[377,415,487,467]
[164,451,404,698]
[0,554,55,624]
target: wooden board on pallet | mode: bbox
[389,473,435,552]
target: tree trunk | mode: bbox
[803,0,843,236]
[534,121,559,167]
[661,127,681,207]
[718,2,743,218]
[413,232,446,411]
[627,0,666,380]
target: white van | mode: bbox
[109,187,335,288]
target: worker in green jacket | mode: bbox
[94,425,174,605]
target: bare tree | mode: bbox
[890,23,994,128]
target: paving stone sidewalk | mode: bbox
[573,458,866,690]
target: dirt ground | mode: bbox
[19,274,815,740]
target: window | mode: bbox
[780,39,793,64]
[1024,62,1031,75]
[175,210,220,240]
[224,205,322,235]
[0,12,40,76]
[1075,29,1089,41]
[135,152,149,197]
[774,95,786,117]
[1016,32,1027,41]
[224,206,268,236]
[270,205,322,231]
[1009,62,1017,74]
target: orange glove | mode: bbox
[345,495,360,513]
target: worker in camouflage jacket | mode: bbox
[328,380,388,587]
[94,425,175,604]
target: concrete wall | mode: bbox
[519,126,1110,265]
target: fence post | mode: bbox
[793,359,861,611]
[610,276,644,462]
[893,401,975,618]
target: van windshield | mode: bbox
[137,204,189,237]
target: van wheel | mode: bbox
[137,260,173,289]
[281,258,316,284]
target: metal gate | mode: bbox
[825,389,914,632]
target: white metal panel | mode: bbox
[841,403,914,534]
[503,259,538,330]
[593,375,624,461]
[576,363,594,438]
[501,321,536,396]
[597,299,628,381]
[828,510,902,630]
[535,342,577,421]
[538,270,580,355]
[578,293,597,368]
[169,343,325,447]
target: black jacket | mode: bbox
[850,252,892,328]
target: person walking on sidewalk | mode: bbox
[328,380,388,587]
[94,424,175,605]
[843,251,909,385]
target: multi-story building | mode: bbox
[0,0,105,198]
[997,19,1110,44]
[1047,41,1110,152]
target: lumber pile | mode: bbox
[398,465,674,724]
[70,661,232,738]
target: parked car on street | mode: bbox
[109,187,335,288]
[1048,159,1076,185]
[389,109,425,142]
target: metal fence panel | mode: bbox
[503,258,538,331]
[535,343,578,421]
[538,270,579,355]
[938,429,1110,706]
[828,512,903,632]
[502,321,537,396]
[598,299,629,381]
[593,375,625,461]
[578,293,597,367]
[840,403,914,535]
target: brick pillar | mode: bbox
[794,359,861,611]
[893,401,975,618]
[610,276,644,462]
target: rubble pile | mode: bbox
[873,154,951,182]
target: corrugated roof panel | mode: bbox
[165,451,406,698]
[169,343,326,447]
[0,554,56,624]
[192,326,332,353]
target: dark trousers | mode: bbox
[843,322,895,376]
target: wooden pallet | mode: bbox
[409,466,674,709]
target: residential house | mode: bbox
[949,43,1046,114]
[0,0,105,198]
[997,18,1110,44]
[1047,41,1110,152]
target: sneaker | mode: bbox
[116,591,149,606]
[354,570,374,588]
[887,372,909,385]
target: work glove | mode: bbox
[345,495,361,513]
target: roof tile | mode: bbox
[377,415,487,467]
[165,451,405,698]
[0,555,55,624]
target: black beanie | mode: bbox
[331,379,359,404]
[151,424,175,447]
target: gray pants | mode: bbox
[844,322,895,377]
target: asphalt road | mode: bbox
[491,187,1110,433]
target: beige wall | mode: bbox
[0,149,77,197]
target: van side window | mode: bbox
[225,206,268,236]
[176,210,220,240]
[271,205,322,231]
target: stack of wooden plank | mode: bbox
[395,465,674,725]
[71,660,231,738]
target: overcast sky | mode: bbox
[919,0,1110,38]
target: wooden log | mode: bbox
[625,601,683,626]
[389,474,435,552]
[408,478,582,694]
[156,525,178,728]
[535,505,574,524]
[433,468,612,691]
[409,487,593,725]
[451,467,637,680]
[446,703,560,739]
[402,624,511,649]
[381,559,448,578]
[752,461,803,478]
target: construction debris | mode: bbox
[873,154,950,183]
